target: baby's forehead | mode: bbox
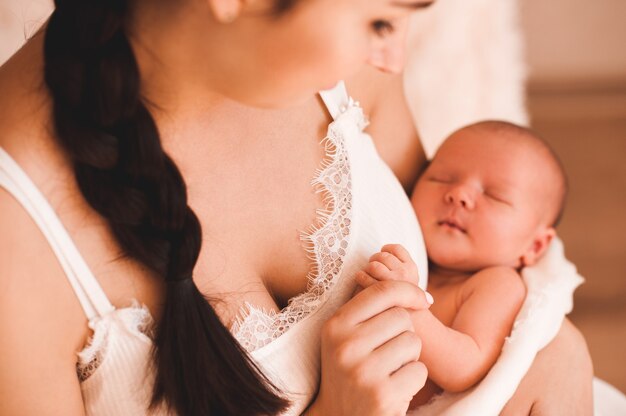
[431,126,561,193]
[436,128,534,164]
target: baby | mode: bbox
[356,120,568,407]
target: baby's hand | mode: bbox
[357,244,421,287]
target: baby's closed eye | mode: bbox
[484,190,511,205]
[427,174,453,184]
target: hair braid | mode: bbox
[44,0,289,414]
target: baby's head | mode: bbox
[411,120,567,272]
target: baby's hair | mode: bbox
[457,120,568,227]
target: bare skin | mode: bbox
[0,15,592,416]
[0,28,428,415]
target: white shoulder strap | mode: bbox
[0,147,115,320]
[319,81,350,120]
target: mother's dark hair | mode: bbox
[43,0,293,413]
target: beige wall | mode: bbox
[521,0,626,87]
[0,0,51,65]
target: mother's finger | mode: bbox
[366,331,423,377]
[348,306,415,354]
[355,273,435,307]
[390,360,429,399]
[336,280,432,327]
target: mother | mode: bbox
[0,0,592,414]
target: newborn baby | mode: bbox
[355,120,568,407]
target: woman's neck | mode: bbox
[127,1,230,115]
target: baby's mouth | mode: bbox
[438,219,467,234]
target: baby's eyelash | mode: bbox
[427,176,451,183]
[486,192,510,205]
[371,20,395,36]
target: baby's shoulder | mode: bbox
[462,266,526,301]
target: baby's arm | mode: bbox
[359,248,526,393]
[415,268,526,391]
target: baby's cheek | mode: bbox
[478,223,523,265]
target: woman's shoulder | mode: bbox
[0,41,89,350]
[0,37,79,307]
[0,180,90,411]
[0,65,99,407]
[0,38,106,349]
[0,37,81,293]
[0,183,88,340]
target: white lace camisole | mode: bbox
[0,81,427,415]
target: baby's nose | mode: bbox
[445,186,475,209]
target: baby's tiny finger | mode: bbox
[381,244,414,264]
[365,261,395,280]
[369,251,403,271]
[354,271,379,288]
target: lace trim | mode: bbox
[231,101,368,352]
[76,302,153,382]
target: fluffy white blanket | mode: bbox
[403,0,527,159]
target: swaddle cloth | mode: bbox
[594,378,626,416]
[409,237,584,415]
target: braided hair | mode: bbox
[43,0,290,414]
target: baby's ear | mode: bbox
[520,227,556,267]
[207,0,243,23]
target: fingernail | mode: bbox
[425,291,434,305]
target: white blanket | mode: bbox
[594,378,626,416]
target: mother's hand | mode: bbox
[306,280,431,416]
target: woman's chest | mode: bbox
[189,185,321,320]
[180,109,332,321]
